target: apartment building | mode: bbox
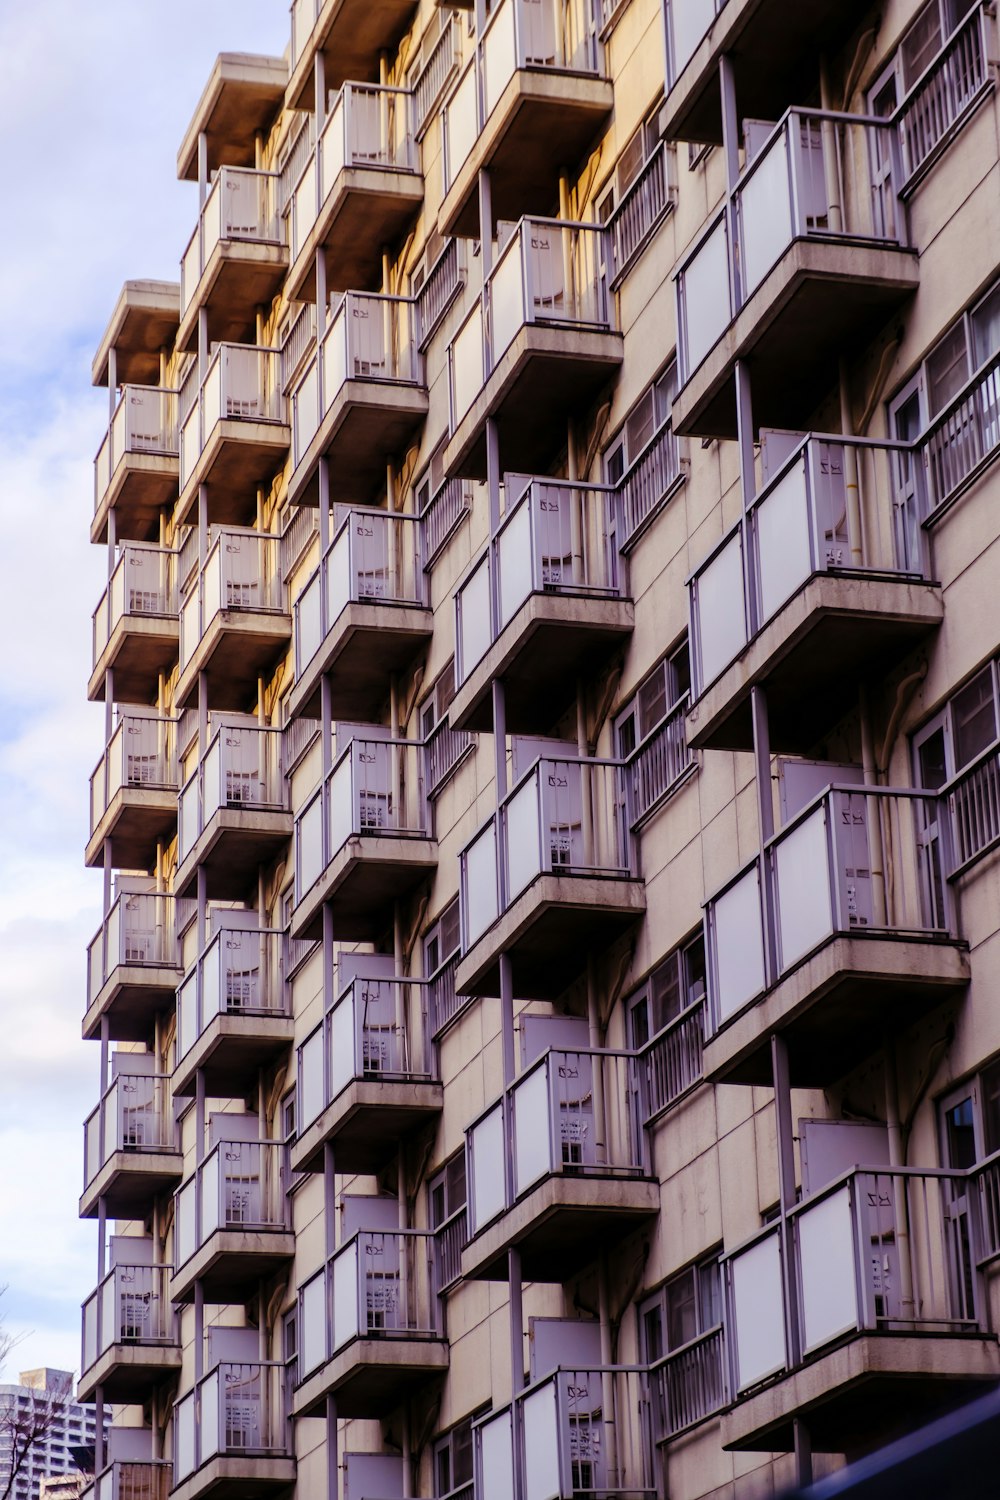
[0,1371,106,1500]
[79,1,1000,1498]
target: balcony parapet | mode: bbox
[173,1361,293,1498]
[177,344,289,524]
[85,891,184,1042]
[174,926,292,1096]
[178,169,287,350]
[86,716,178,871]
[89,544,178,704]
[81,1071,179,1220]
[80,1262,179,1402]
[171,1140,293,1303]
[93,386,178,544]
[176,725,291,898]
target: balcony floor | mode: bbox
[704,933,970,1088]
[175,810,294,901]
[88,618,179,704]
[78,1342,182,1404]
[288,602,433,722]
[455,872,646,998]
[170,1456,297,1500]
[291,1077,444,1175]
[445,323,623,480]
[286,0,420,104]
[721,1332,1000,1455]
[171,1013,295,1098]
[687,573,944,754]
[292,835,438,942]
[441,72,614,238]
[287,381,429,507]
[451,593,635,733]
[176,420,291,528]
[92,453,179,545]
[85,788,177,873]
[169,1229,296,1304]
[92,280,180,388]
[286,171,425,302]
[177,244,289,354]
[673,239,920,441]
[292,1338,449,1420]
[79,1150,183,1221]
[462,1173,661,1281]
[83,965,181,1043]
[175,612,292,710]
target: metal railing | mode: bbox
[89,1462,172,1500]
[455,478,623,685]
[281,496,319,581]
[297,974,435,1130]
[942,739,1000,876]
[650,1327,726,1440]
[449,219,613,430]
[180,167,283,313]
[179,527,284,670]
[176,927,288,1061]
[89,715,177,835]
[417,239,465,350]
[433,1207,467,1295]
[294,507,427,677]
[174,1361,287,1479]
[82,1263,173,1370]
[415,16,462,136]
[295,735,430,901]
[637,1001,704,1122]
[298,1229,442,1378]
[174,1140,288,1269]
[466,1048,646,1235]
[689,435,927,696]
[705,785,954,1033]
[460,755,634,949]
[618,423,682,549]
[179,344,284,488]
[663,0,726,86]
[84,1073,174,1188]
[92,544,177,668]
[94,386,178,513]
[421,475,473,565]
[280,303,316,393]
[87,892,181,1007]
[177,725,287,866]
[921,348,1000,515]
[896,3,989,184]
[425,718,474,797]
[607,144,674,286]
[428,951,462,1035]
[624,695,691,828]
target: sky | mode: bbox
[0,0,292,1387]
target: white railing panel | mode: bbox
[730,1232,785,1390]
[797,1185,858,1353]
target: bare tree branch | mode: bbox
[0,1289,71,1500]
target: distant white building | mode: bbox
[0,1371,106,1500]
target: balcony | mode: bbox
[720,1165,1000,1453]
[176,345,289,526]
[289,508,432,722]
[177,54,288,183]
[80,1262,179,1402]
[686,435,943,753]
[88,544,178,704]
[176,726,291,899]
[446,219,622,478]
[462,1047,658,1281]
[456,755,645,998]
[651,1326,728,1443]
[288,0,420,105]
[451,478,632,733]
[293,973,442,1174]
[171,1140,293,1303]
[81,1071,179,1219]
[637,998,705,1126]
[284,84,422,301]
[293,734,436,940]
[93,386,178,545]
[287,292,427,506]
[295,1230,448,1417]
[92,279,180,389]
[475,1365,656,1500]
[176,529,290,709]
[173,927,292,1097]
[86,1459,172,1500]
[85,892,183,1042]
[702,786,968,1089]
[440,0,611,238]
[86,716,177,872]
[173,1362,294,1499]
[177,169,287,352]
[673,110,919,440]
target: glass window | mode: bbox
[628,934,705,1047]
[952,665,997,769]
[982,1059,1000,1155]
[972,281,1000,369]
[927,322,970,416]
[640,1254,722,1360]
[425,898,461,976]
[430,1151,467,1228]
[434,1413,479,1497]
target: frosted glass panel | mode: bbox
[739,130,793,295]
[731,1233,786,1389]
[176,1180,197,1268]
[774,805,833,971]
[713,865,765,1022]
[458,554,492,681]
[300,1273,327,1373]
[470,1104,506,1231]
[681,216,730,372]
[483,0,517,115]
[201,1372,219,1459]
[491,238,526,364]
[497,498,533,627]
[300,1028,325,1127]
[326,526,352,620]
[201,1152,220,1239]
[330,990,356,1096]
[446,64,478,186]
[507,773,543,900]
[755,456,811,622]
[452,307,484,424]
[513,1062,553,1195]
[293,360,319,461]
[798,1187,858,1352]
[465,822,499,943]
[670,0,715,76]
[175,1394,196,1479]
[523,1380,560,1500]
[333,1240,360,1351]
[298,794,324,895]
[480,1410,515,1500]
[695,531,746,689]
[329,755,352,855]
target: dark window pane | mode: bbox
[944,1096,977,1170]
[953,667,997,770]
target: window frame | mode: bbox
[603,362,683,548]
[638,1252,723,1365]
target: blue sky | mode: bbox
[0,0,291,1383]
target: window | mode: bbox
[627,932,705,1120]
[639,1255,722,1363]
[900,0,977,89]
[628,933,705,1051]
[598,105,674,284]
[425,897,464,1034]
[433,1410,483,1498]
[282,1307,298,1402]
[616,642,693,824]
[604,365,681,545]
[421,662,474,796]
[430,1151,467,1230]
[913,660,999,790]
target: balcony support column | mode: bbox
[325,1393,338,1500]
[94,1388,105,1474]
[314,49,326,128]
[102,837,113,923]
[194,1280,204,1383]
[107,346,117,420]
[198,308,208,384]
[839,360,865,567]
[324,1140,336,1260]
[597,1255,619,1489]
[751,686,778,982]
[719,54,742,309]
[771,1033,802,1375]
[197,131,208,206]
[794,1418,813,1489]
[97,1198,107,1281]
[195,1066,206,1166]
[319,457,331,554]
[104,669,114,748]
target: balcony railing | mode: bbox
[179,344,284,489]
[179,527,284,669]
[921,349,1000,516]
[94,386,178,512]
[442,0,602,191]
[421,475,473,566]
[428,951,462,1036]
[433,1207,467,1295]
[662,0,726,87]
[414,16,462,136]
[475,1365,656,1500]
[607,144,674,286]
[460,755,634,950]
[677,109,904,381]
[176,927,287,1061]
[84,1073,174,1189]
[418,239,466,352]
[174,1140,287,1269]
[89,715,177,833]
[465,1048,646,1235]
[297,974,435,1128]
[177,725,287,866]
[689,435,927,695]
[82,1263,173,1370]
[637,1001,705,1122]
[618,421,683,549]
[650,1326,726,1441]
[92,544,177,668]
[624,695,691,828]
[89,1462,172,1500]
[174,1362,287,1478]
[896,3,988,185]
[180,167,283,314]
[87,892,181,1007]
[943,740,1000,878]
[298,1229,442,1378]
[425,718,474,798]
[295,735,429,899]
[294,507,427,676]
[705,785,953,1032]
[290,292,423,465]
[724,1165,987,1396]
[448,219,613,430]
[455,478,623,685]
[280,303,316,394]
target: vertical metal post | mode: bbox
[324,1140,336,1259]
[107,346,117,421]
[325,1393,338,1500]
[751,685,778,984]
[94,1391,105,1474]
[194,1281,204,1382]
[771,1033,802,1372]
[197,131,208,206]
